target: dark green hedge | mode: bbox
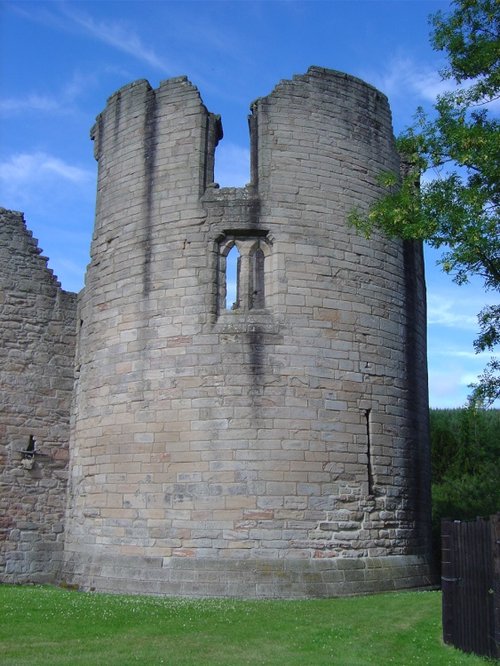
[430,408,500,544]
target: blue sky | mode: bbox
[0,0,497,408]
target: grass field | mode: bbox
[0,585,492,665]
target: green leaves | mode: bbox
[349,0,500,405]
[431,0,500,102]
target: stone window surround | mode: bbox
[216,232,272,315]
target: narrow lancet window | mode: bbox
[225,244,240,310]
[250,247,265,309]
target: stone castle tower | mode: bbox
[1,67,432,597]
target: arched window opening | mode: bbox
[225,244,240,310]
[217,233,271,315]
[250,247,265,309]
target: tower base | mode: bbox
[62,553,433,598]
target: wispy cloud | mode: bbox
[9,1,173,74]
[427,354,492,407]
[0,152,93,186]
[0,152,94,214]
[0,94,61,114]
[60,4,172,73]
[366,54,500,117]
[7,1,68,31]
[0,72,95,116]
[427,293,478,330]
[430,365,496,402]
[369,55,451,103]
[433,349,499,360]
[428,369,469,407]
[0,149,95,291]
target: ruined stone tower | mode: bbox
[0,209,76,581]
[1,67,432,597]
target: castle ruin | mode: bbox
[0,67,432,597]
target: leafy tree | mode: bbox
[350,0,500,405]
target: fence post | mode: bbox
[491,514,499,658]
[441,518,455,647]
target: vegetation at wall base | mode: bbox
[0,585,492,665]
[430,406,499,566]
[430,407,500,522]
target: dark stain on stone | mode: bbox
[142,88,157,296]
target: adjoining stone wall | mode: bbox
[0,208,77,583]
[61,67,432,597]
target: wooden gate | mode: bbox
[441,514,499,658]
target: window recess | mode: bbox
[217,233,271,314]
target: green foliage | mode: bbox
[430,0,500,101]
[0,586,490,665]
[430,408,500,532]
[432,471,499,523]
[349,0,500,405]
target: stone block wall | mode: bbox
[250,68,431,556]
[0,208,77,583]
[61,67,432,597]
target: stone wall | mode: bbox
[0,208,77,583]
[61,67,432,597]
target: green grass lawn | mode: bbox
[0,585,492,665]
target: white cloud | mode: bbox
[435,349,498,360]
[428,370,469,408]
[0,150,94,292]
[43,157,91,183]
[427,338,499,407]
[366,55,451,104]
[0,152,93,186]
[0,151,95,216]
[366,54,500,118]
[0,94,61,114]
[428,361,482,408]
[427,292,478,330]
[0,72,95,116]
[61,5,172,73]
[459,372,482,387]
[9,2,173,74]
[406,66,451,102]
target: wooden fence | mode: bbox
[441,514,499,659]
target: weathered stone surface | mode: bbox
[0,208,77,583]
[1,67,432,597]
